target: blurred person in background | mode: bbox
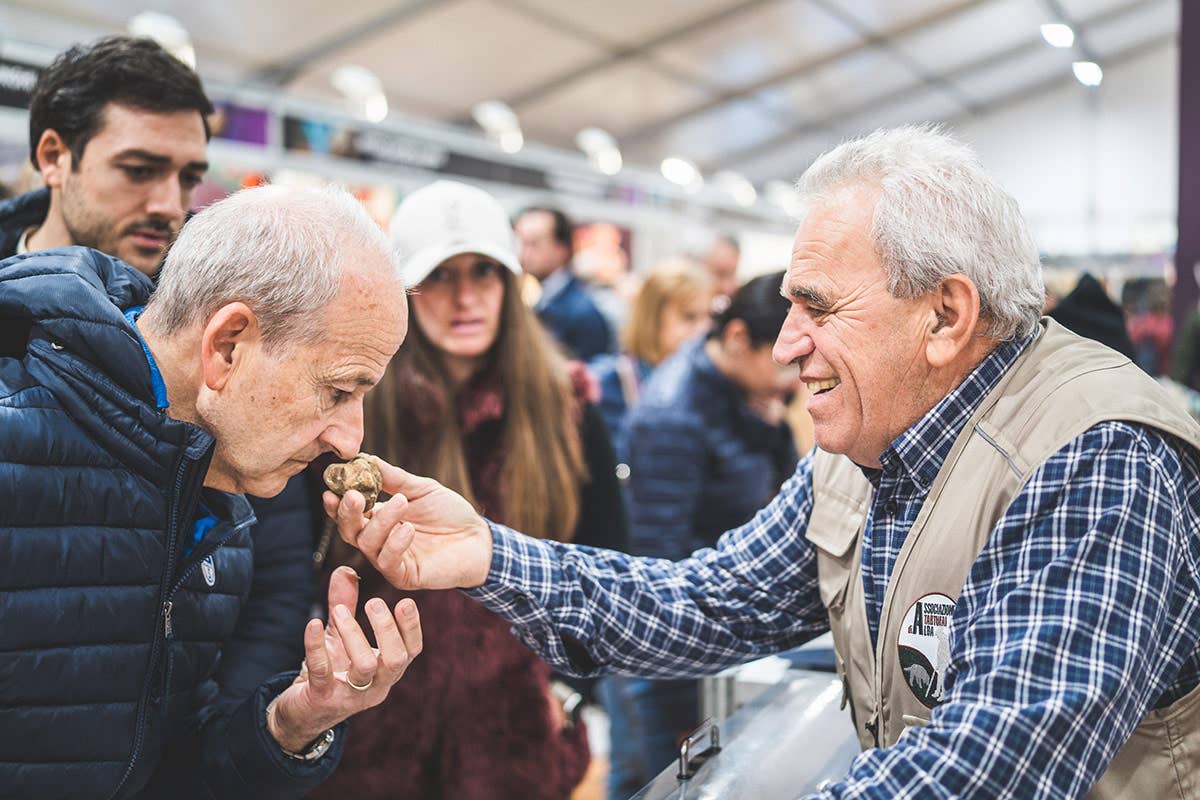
[1127,282,1174,376]
[0,184,423,798]
[1046,272,1135,358]
[586,256,712,797]
[589,257,713,456]
[311,180,627,800]
[0,34,318,708]
[0,36,209,275]
[573,221,635,337]
[619,271,799,781]
[705,234,741,314]
[515,205,614,360]
[1173,302,1200,391]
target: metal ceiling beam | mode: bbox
[704,0,1162,173]
[939,31,1173,129]
[620,0,991,148]
[248,0,452,87]
[491,0,783,116]
[807,0,981,114]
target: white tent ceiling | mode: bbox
[0,0,1180,185]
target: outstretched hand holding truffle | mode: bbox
[323,455,492,591]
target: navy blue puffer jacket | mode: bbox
[624,338,797,560]
[0,248,340,798]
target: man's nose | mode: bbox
[145,175,185,222]
[321,403,365,460]
[773,316,814,366]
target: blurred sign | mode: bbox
[210,102,271,146]
[282,113,550,189]
[0,57,39,110]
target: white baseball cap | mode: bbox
[389,179,523,287]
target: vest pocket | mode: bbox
[806,495,864,612]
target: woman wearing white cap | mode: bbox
[311,180,628,800]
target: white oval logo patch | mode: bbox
[201,555,217,587]
[897,592,954,708]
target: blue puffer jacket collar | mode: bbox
[0,187,50,258]
[2,246,216,478]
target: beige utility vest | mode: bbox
[807,319,1200,799]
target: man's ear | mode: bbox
[35,130,72,187]
[200,303,261,391]
[721,318,751,354]
[925,273,981,368]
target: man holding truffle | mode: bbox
[0,184,420,798]
[329,127,1200,798]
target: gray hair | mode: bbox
[146,183,399,349]
[797,124,1044,341]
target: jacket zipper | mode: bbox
[107,453,198,800]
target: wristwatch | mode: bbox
[281,727,336,762]
[267,699,336,762]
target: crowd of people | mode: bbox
[2,33,1200,800]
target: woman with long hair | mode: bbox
[590,257,713,455]
[312,180,627,800]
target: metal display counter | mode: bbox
[629,668,859,799]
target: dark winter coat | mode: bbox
[0,247,341,799]
[0,189,320,710]
[624,338,797,560]
[535,272,614,361]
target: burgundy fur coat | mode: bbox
[309,376,595,800]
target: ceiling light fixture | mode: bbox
[128,12,195,68]
[1040,23,1075,49]
[1072,61,1103,87]
[713,171,757,208]
[661,156,702,190]
[575,127,623,176]
[331,65,389,123]
[471,100,524,154]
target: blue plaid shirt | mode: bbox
[468,334,1200,799]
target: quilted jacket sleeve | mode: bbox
[216,473,319,700]
[144,673,345,798]
[624,409,706,561]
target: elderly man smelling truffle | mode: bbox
[0,185,421,799]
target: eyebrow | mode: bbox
[785,283,835,308]
[112,149,209,172]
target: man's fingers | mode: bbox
[376,522,416,586]
[394,598,423,665]
[331,604,377,690]
[302,618,331,690]
[364,597,412,685]
[327,566,360,615]
[332,489,369,549]
[376,459,433,497]
[354,494,409,561]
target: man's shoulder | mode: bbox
[0,189,50,257]
[558,274,607,320]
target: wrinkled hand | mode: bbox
[323,457,493,591]
[266,566,423,753]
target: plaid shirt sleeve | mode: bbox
[465,454,830,677]
[805,422,1200,800]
